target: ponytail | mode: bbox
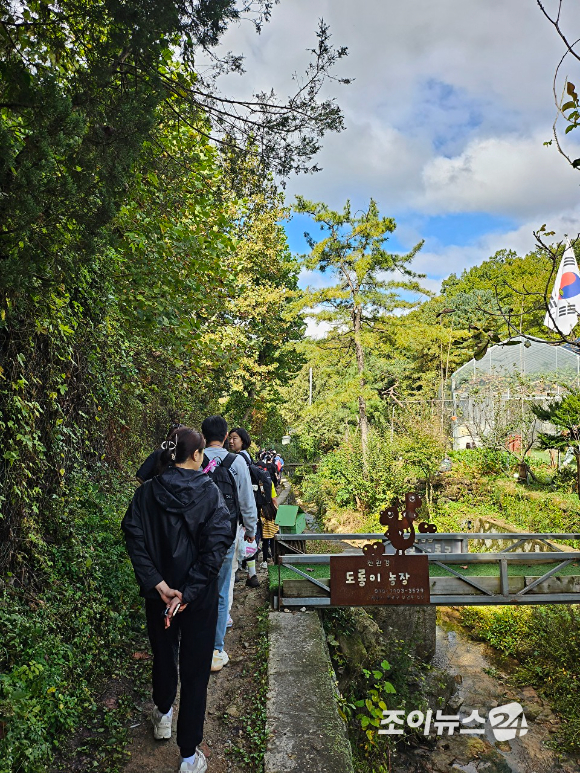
[155,426,205,476]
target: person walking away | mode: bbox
[260,449,280,490]
[122,426,233,773]
[274,451,284,481]
[228,427,278,574]
[201,416,257,672]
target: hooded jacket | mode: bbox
[122,466,234,605]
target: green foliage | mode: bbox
[0,474,143,773]
[220,181,305,435]
[450,448,513,476]
[301,432,408,517]
[300,418,446,519]
[533,391,580,495]
[460,604,580,751]
[560,81,580,140]
[352,662,396,741]
[441,247,556,340]
[533,391,580,451]
[295,196,427,456]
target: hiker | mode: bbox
[260,449,280,490]
[122,426,233,773]
[228,427,278,570]
[260,494,279,568]
[228,427,260,585]
[274,451,284,480]
[201,416,257,672]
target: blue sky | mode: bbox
[285,211,520,289]
[215,0,580,317]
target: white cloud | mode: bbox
[304,316,333,339]
[418,133,580,219]
[208,0,580,281]
[413,207,580,280]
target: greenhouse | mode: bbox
[450,337,580,450]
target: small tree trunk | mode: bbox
[242,388,256,425]
[353,306,369,460]
[576,452,580,500]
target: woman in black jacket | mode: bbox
[122,426,233,773]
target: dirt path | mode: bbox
[122,566,269,773]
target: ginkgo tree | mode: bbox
[295,196,428,459]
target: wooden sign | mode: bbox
[330,543,430,606]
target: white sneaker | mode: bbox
[151,706,172,740]
[260,561,268,569]
[179,748,207,773]
[211,648,229,672]
[226,615,233,628]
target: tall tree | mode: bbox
[221,186,305,429]
[295,197,426,458]
[0,1,348,565]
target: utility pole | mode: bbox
[309,367,313,406]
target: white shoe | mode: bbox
[260,561,268,569]
[211,648,229,672]
[151,706,172,740]
[179,748,207,773]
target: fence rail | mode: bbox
[273,532,580,608]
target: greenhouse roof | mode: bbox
[452,336,580,386]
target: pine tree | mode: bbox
[295,197,425,460]
[532,393,580,497]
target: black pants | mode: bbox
[145,583,218,758]
[262,537,274,562]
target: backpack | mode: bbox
[202,452,240,537]
[241,453,273,508]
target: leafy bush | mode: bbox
[301,433,408,517]
[0,473,142,773]
[450,448,512,476]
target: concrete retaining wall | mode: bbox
[265,610,354,773]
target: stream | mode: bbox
[409,608,577,773]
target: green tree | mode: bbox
[533,392,580,497]
[0,0,347,566]
[295,197,426,458]
[220,182,305,432]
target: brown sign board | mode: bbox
[330,553,431,606]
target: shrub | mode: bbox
[0,473,142,773]
[450,448,512,476]
[301,432,408,517]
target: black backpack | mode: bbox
[203,452,240,537]
[241,453,273,507]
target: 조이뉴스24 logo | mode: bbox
[488,702,528,741]
[379,702,528,741]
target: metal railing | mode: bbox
[273,533,580,607]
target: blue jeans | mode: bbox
[214,540,236,652]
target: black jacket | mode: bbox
[122,466,233,605]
